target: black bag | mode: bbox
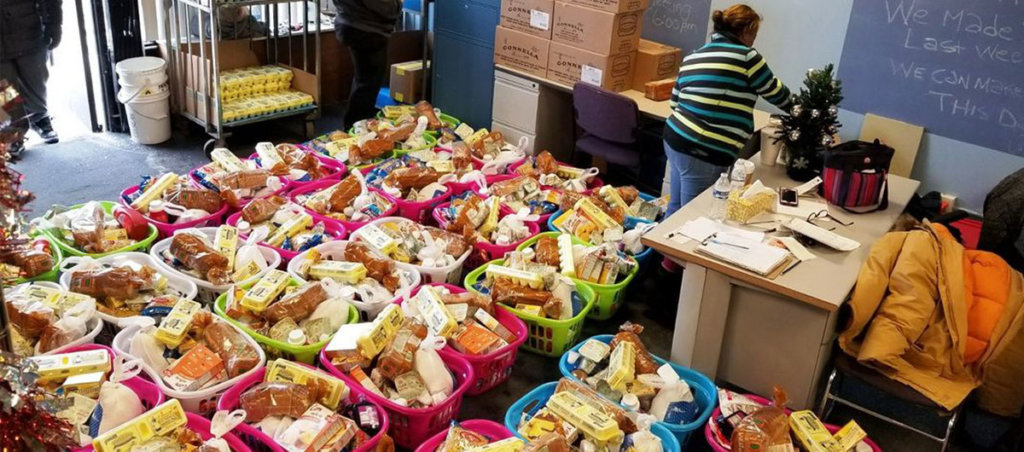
[822,140,895,213]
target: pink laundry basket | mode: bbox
[318,349,474,449]
[408,283,528,395]
[225,211,348,263]
[188,163,291,210]
[217,365,389,452]
[246,151,347,188]
[415,420,514,452]
[288,178,399,232]
[506,159,604,192]
[119,185,228,239]
[431,200,541,268]
[358,165,452,225]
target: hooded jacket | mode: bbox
[839,223,1024,416]
[0,0,61,59]
[333,0,402,38]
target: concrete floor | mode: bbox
[14,109,1010,451]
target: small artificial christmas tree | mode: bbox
[777,64,843,181]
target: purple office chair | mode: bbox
[572,82,642,180]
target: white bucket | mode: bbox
[116,57,171,145]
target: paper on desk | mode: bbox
[793,177,823,195]
[775,237,816,261]
[671,217,765,243]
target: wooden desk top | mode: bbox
[641,156,921,312]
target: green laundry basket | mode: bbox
[464,258,595,357]
[43,201,158,258]
[516,232,638,321]
[214,278,359,364]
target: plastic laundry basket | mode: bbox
[66,344,165,452]
[362,217,472,284]
[432,200,541,269]
[288,178,400,232]
[43,201,159,258]
[119,184,228,239]
[702,394,881,452]
[112,320,266,414]
[5,281,104,356]
[213,276,359,364]
[149,227,281,304]
[392,132,438,156]
[246,150,347,188]
[409,283,528,395]
[225,211,348,263]
[188,164,291,209]
[507,159,605,192]
[358,165,452,224]
[559,334,718,447]
[11,235,62,284]
[517,232,638,321]
[318,349,474,449]
[415,420,513,452]
[464,259,596,357]
[285,240,421,320]
[504,382,681,452]
[217,364,390,452]
[376,110,461,130]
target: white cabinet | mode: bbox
[491,69,574,158]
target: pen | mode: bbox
[709,240,749,250]
[781,260,801,275]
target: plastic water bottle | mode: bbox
[730,162,747,191]
[710,173,731,221]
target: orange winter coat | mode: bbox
[839,223,1024,416]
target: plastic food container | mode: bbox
[288,178,400,232]
[702,394,881,452]
[431,200,541,269]
[285,240,421,320]
[517,232,638,321]
[42,201,159,258]
[112,320,267,414]
[503,382,681,452]
[119,184,229,239]
[318,349,474,449]
[225,211,348,263]
[360,216,472,284]
[217,364,390,452]
[10,235,62,285]
[408,283,528,395]
[213,277,359,364]
[463,258,596,357]
[246,150,347,188]
[415,419,514,452]
[148,227,281,303]
[4,281,104,356]
[65,344,166,452]
[559,334,718,447]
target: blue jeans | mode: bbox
[664,142,727,215]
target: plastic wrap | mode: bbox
[609,322,659,375]
[329,175,363,212]
[284,146,326,179]
[6,297,54,339]
[96,380,145,435]
[535,151,558,175]
[385,167,441,191]
[37,311,89,353]
[438,424,489,452]
[617,186,640,205]
[170,188,224,214]
[216,169,272,190]
[534,236,560,267]
[170,232,231,285]
[203,319,261,378]
[489,176,528,197]
[426,227,470,257]
[71,203,105,253]
[379,121,417,142]
[9,248,54,278]
[242,196,288,224]
[344,242,398,291]
[731,388,791,452]
[68,266,155,300]
[263,282,328,324]
[452,142,472,171]
[554,378,637,434]
[240,381,323,422]
[416,101,443,130]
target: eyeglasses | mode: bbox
[807,210,853,229]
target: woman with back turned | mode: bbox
[661,4,793,271]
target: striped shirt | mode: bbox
[663,33,793,166]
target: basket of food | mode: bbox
[247,141,347,187]
[3,235,61,284]
[482,175,563,229]
[355,217,472,284]
[361,157,453,223]
[415,420,515,452]
[189,148,289,209]
[119,172,228,239]
[351,115,438,155]
[85,399,251,451]
[301,129,394,171]
[286,240,420,319]
[36,201,159,258]
[432,191,540,268]
[508,151,603,193]
[225,197,348,262]
[289,173,398,232]
[4,282,103,356]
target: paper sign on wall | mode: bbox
[581,65,603,86]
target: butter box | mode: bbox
[309,261,366,284]
[91,399,188,452]
[546,390,623,443]
[411,286,458,338]
[266,358,349,410]
[29,349,110,384]
[154,298,202,348]
[241,269,291,312]
[789,410,839,452]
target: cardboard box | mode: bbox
[547,42,635,92]
[494,26,551,78]
[567,0,647,13]
[644,78,674,101]
[500,0,556,39]
[552,2,642,56]
[390,60,428,103]
[631,39,681,91]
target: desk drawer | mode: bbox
[492,71,540,133]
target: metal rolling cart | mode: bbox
[162,0,323,154]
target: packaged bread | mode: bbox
[6,297,54,339]
[384,167,440,191]
[554,377,637,434]
[8,247,54,278]
[216,169,272,190]
[263,282,328,324]
[379,122,416,142]
[170,188,224,214]
[491,278,550,307]
[534,236,560,267]
[439,291,494,316]
[438,424,489,452]
[617,186,640,205]
[202,316,261,377]
[170,232,231,285]
[240,381,323,422]
[535,151,558,175]
[329,175,363,212]
[416,101,443,130]
[452,142,472,171]
[241,196,287,224]
[426,227,470,257]
[609,322,659,375]
[68,266,155,300]
[731,387,791,452]
[356,139,394,162]
[523,433,570,452]
[343,242,399,291]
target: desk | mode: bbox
[641,157,920,409]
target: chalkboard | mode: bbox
[838,0,1024,156]
[642,0,712,53]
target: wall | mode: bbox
[698,0,1022,213]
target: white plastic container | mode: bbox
[362,216,471,285]
[3,281,104,356]
[115,56,171,144]
[286,240,422,319]
[58,252,199,329]
[149,227,282,304]
[113,321,266,414]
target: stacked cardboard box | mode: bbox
[495,0,662,92]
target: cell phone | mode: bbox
[779,188,799,206]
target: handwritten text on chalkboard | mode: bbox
[839,0,1024,156]
[641,0,711,54]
